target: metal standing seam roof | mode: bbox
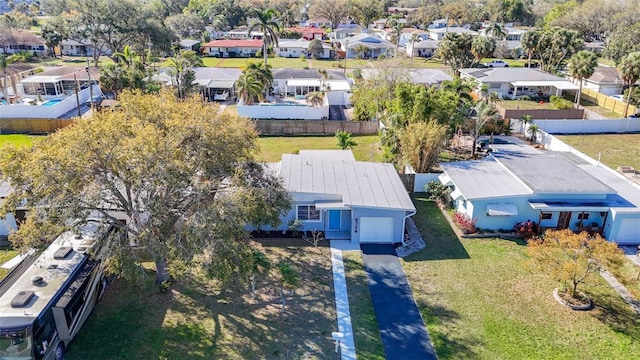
[279,154,415,212]
[206,79,236,89]
[459,68,570,83]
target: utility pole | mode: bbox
[86,59,94,110]
[73,74,81,117]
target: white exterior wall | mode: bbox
[534,119,640,135]
[0,85,99,119]
[582,81,622,96]
[237,104,329,119]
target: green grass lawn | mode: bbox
[0,248,19,280]
[38,56,115,67]
[0,134,38,148]
[68,239,338,360]
[343,251,385,360]
[404,195,640,359]
[555,134,640,171]
[496,99,558,110]
[256,135,383,163]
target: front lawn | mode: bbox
[403,195,640,359]
[555,134,640,171]
[496,99,558,110]
[256,135,383,163]
[68,239,338,359]
[0,134,39,148]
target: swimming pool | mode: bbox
[42,99,63,106]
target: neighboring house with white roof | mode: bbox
[276,39,332,59]
[428,27,478,40]
[179,39,201,52]
[459,68,579,99]
[439,137,640,243]
[339,33,396,59]
[264,150,416,244]
[192,67,241,101]
[405,38,439,58]
[202,39,263,58]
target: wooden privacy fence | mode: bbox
[398,173,415,193]
[0,118,74,134]
[580,88,637,117]
[254,120,380,135]
[497,107,585,120]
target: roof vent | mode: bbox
[11,290,35,308]
[53,246,73,260]
[32,276,44,286]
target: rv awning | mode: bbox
[287,79,321,87]
[314,201,350,210]
[206,79,235,89]
[20,75,61,83]
[510,81,579,90]
[486,203,518,216]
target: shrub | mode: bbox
[549,95,573,110]
[453,212,477,234]
[425,181,451,208]
[514,220,536,238]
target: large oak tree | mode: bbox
[0,91,291,285]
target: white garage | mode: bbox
[614,218,640,244]
[359,217,394,243]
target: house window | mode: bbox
[541,212,552,220]
[577,213,590,220]
[297,205,320,221]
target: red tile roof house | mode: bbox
[202,39,263,58]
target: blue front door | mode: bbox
[328,210,341,230]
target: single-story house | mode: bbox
[179,39,201,52]
[0,29,46,56]
[223,28,263,40]
[271,68,351,105]
[361,68,452,86]
[267,150,416,244]
[459,67,579,100]
[480,26,526,42]
[192,67,241,101]
[439,138,640,243]
[203,39,263,58]
[399,29,430,47]
[573,66,623,96]
[428,27,478,41]
[285,27,325,41]
[405,38,439,58]
[59,39,112,57]
[276,39,332,59]
[301,18,332,29]
[330,28,361,42]
[339,33,396,59]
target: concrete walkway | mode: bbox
[361,244,437,360]
[599,245,640,315]
[330,240,357,360]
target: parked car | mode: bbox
[483,59,509,68]
[86,94,105,107]
[610,94,626,101]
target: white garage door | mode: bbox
[359,217,394,243]
[616,218,640,244]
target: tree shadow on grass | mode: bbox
[587,289,640,339]
[415,299,480,359]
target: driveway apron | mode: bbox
[361,244,437,360]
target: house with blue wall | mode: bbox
[439,140,640,244]
[269,150,415,244]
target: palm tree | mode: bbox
[568,51,598,109]
[470,99,502,158]
[306,91,325,107]
[519,114,534,134]
[527,124,540,143]
[521,30,541,68]
[236,73,263,104]
[409,33,420,63]
[471,36,496,65]
[619,52,640,117]
[485,22,507,41]
[354,44,369,59]
[244,61,273,98]
[247,8,280,66]
[335,130,357,149]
